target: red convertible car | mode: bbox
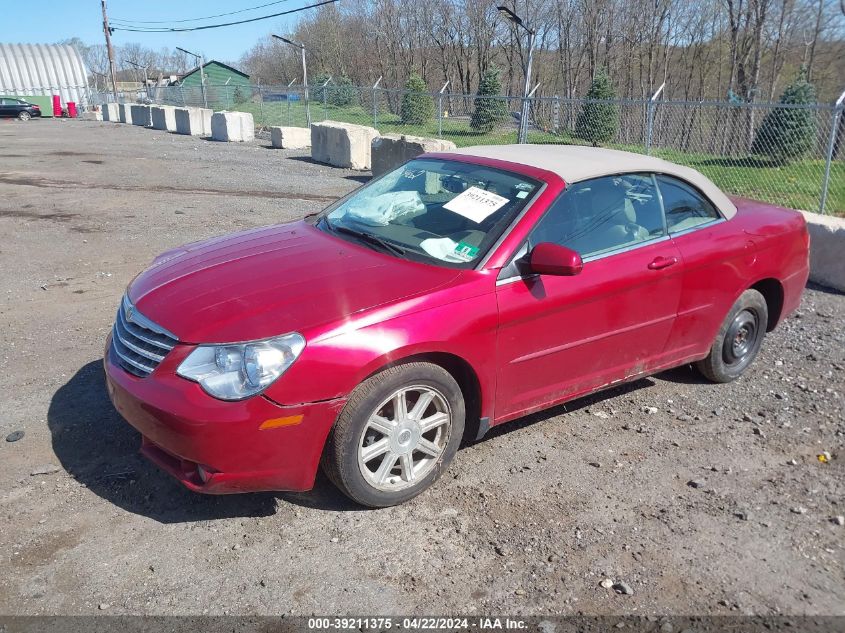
[104,145,809,507]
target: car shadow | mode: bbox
[478,378,654,443]
[49,360,705,519]
[48,360,278,524]
[653,364,705,384]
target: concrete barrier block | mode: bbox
[103,103,120,122]
[130,104,151,127]
[270,126,311,149]
[80,111,103,121]
[118,103,132,124]
[174,107,212,136]
[311,121,380,170]
[800,211,845,292]
[151,105,177,132]
[210,111,255,142]
[371,133,458,176]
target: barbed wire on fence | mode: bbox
[85,83,844,215]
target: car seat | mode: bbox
[565,179,649,255]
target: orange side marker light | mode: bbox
[259,415,303,430]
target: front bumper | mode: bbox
[104,337,345,494]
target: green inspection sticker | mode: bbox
[453,242,480,262]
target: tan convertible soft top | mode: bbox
[440,144,737,219]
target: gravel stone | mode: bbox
[30,465,60,476]
[5,430,24,443]
[613,581,634,595]
[494,544,510,557]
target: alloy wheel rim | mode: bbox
[724,309,758,365]
[357,385,452,492]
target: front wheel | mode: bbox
[696,289,768,383]
[322,362,465,508]
[18,111,31,121]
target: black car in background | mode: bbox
[0,98,42,120]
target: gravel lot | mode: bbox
[0,118,843,617]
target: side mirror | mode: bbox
[528,242,583,276]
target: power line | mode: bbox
[110,0,339,33]
[110,0,295,25]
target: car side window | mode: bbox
[656,175,720,233]
[528,173,665,259]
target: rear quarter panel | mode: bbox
[666,198,808,360]
[730,197,810,322]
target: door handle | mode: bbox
[648,256,678,270]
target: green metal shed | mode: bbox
[178,61,251,109]
[180,61,250,87]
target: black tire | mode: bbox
[322,362,465,508]
[696,289,768,383]
[18,111,31,121]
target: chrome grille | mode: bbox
[110,295,178,378]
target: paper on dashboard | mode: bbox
[443,187,509,223]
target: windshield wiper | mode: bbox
[324,220,407,257]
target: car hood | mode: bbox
[128,221,461,343]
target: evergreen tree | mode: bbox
[470,67,509,133]
[401,73,434,126]
[310,72,332,102]
[751,67,817,164]
[574,69,618,146]
[328,75,357,107]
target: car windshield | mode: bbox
[318,158,541,268]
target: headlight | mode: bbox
[176,333,305,400]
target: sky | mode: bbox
[0,0,311,62]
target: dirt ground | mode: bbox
[0,118,842,617]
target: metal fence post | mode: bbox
[520,83,541,144]
[285,78,296,126]
[372,76,382,129]
[646,82,665,155]
[438,81,450,138]
[553,95,560,134]
[322,77,332,122]
[820,89,845,214]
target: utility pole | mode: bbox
[101,0,119,102]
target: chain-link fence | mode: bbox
[87,83,845,215]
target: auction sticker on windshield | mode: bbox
[443,186,509,223]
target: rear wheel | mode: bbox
[696,289,768,383]
[18,111,31,121]
[322,362,465,508]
